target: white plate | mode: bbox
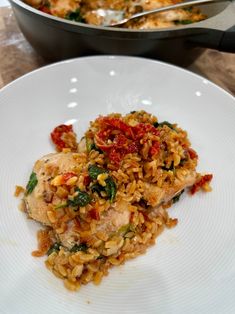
[0,56,235,314]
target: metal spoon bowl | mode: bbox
[93,0,228,27]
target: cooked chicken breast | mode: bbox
[24,152,80,225]
[24,151,131,248]
[25,150,196,248]
[143,170,196,207]
[58,200,130,249]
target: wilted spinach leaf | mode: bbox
[172,190,185,203]
[47,242,61,256]
[154,121,175,130]
[68,188,91,208]
[26,172,38,195]
[175,19,193,25]
[88,165,108,180]
[90,183,105,196]
[70,243,88,253]
[65,9,84,22]
[105,177,116,202]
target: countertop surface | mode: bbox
[0,6,235,95]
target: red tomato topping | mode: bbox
[74,217,81,229]
[83,175,91,186]
[127,141,139,154]
[94,117,160,166]
[100,117,135,139]
[108,147,122,165]
[114,134,128,147]
[188,148,198,160]
[61,172,76,184]
[51,124,73,151]
[39,6,51,14]
[150,141,160,156]
[133,123,159,139]
[190,174,213,195]
[89,208,100,220]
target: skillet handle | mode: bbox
[218,25,235,52]
[187,2,235,53]
[188,27,235,53]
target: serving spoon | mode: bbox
[93,0,228,27]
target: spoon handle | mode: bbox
[113,0,228,26]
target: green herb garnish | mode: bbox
[65,9,84,22]
[70,243,88,253]
[86,137,103,153]
[179,158,187,166]
[172,190,184,204]
[68,188,91,209]
[86,137,95,152]
[154,121,175,130]
[104,177,117,203]
[91,183,105,196]
[118,224,135,237]
[56,190,91,211]
[44,0,51,8]
[139,198,149,209]
[97,255,106,261]
[26,172,38,195]
[162,162,175,171]
[88,165,108,180]
[91,178,116,202]
[88,165,116,202]
[184,7,193,12]
[54,203,68,210]
[175,19,193,25]
[47,242,61,255]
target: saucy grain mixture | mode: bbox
[18,111,212,291]
[24,0,206,28]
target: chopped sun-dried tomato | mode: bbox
[89,208,100,220]
[127,141,139,154]
[133,123,159,139]
[114,134,128,147]
[94,117,160,166]
[74,216,81,228]
[39,6,51,14]
[99,117,135,139]
[188,148,198,160]
[139,210,150,221]
[109,147,122,165]
[190,174,213,195]
[83,175,91,186]
[61,172,76,184]
[150,141,160,156]
[51,124,73,151]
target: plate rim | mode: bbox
[0,55,234,102]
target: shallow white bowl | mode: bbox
[0,56,235,314]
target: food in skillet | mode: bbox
[23,0,206,29]
[17,111,212,291]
